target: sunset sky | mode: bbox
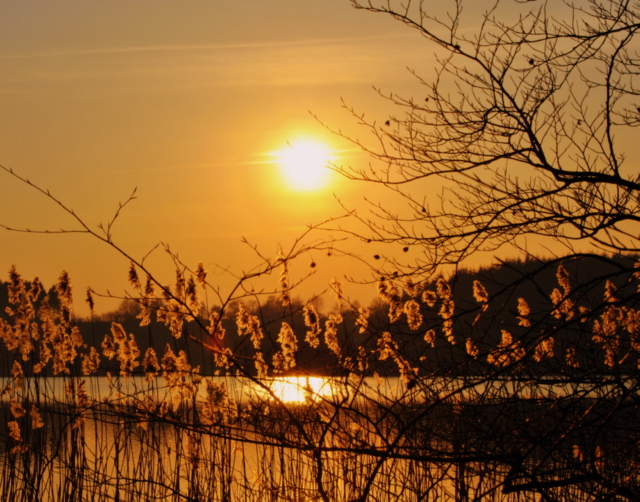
[0,1,435,314]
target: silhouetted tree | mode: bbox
[340,0,640,271]
[322,1,640,499]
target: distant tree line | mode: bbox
[2,253,637,379]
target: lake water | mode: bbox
[0,373,634,501]
[3,372,633,405]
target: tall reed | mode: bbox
[0,260,639,501]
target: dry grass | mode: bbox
[0,262,639,501]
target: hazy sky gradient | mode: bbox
[0,1,435,313]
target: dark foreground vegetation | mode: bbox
[0,252,639,501]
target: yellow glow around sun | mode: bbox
[277,139,332,191]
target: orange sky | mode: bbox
[4,1,632,316]
[0,1,436,314]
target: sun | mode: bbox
[277,139,332,191]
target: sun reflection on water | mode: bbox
[264,376,332,403]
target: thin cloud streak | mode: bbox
[1,35,429,90]
[0,33,419,60]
